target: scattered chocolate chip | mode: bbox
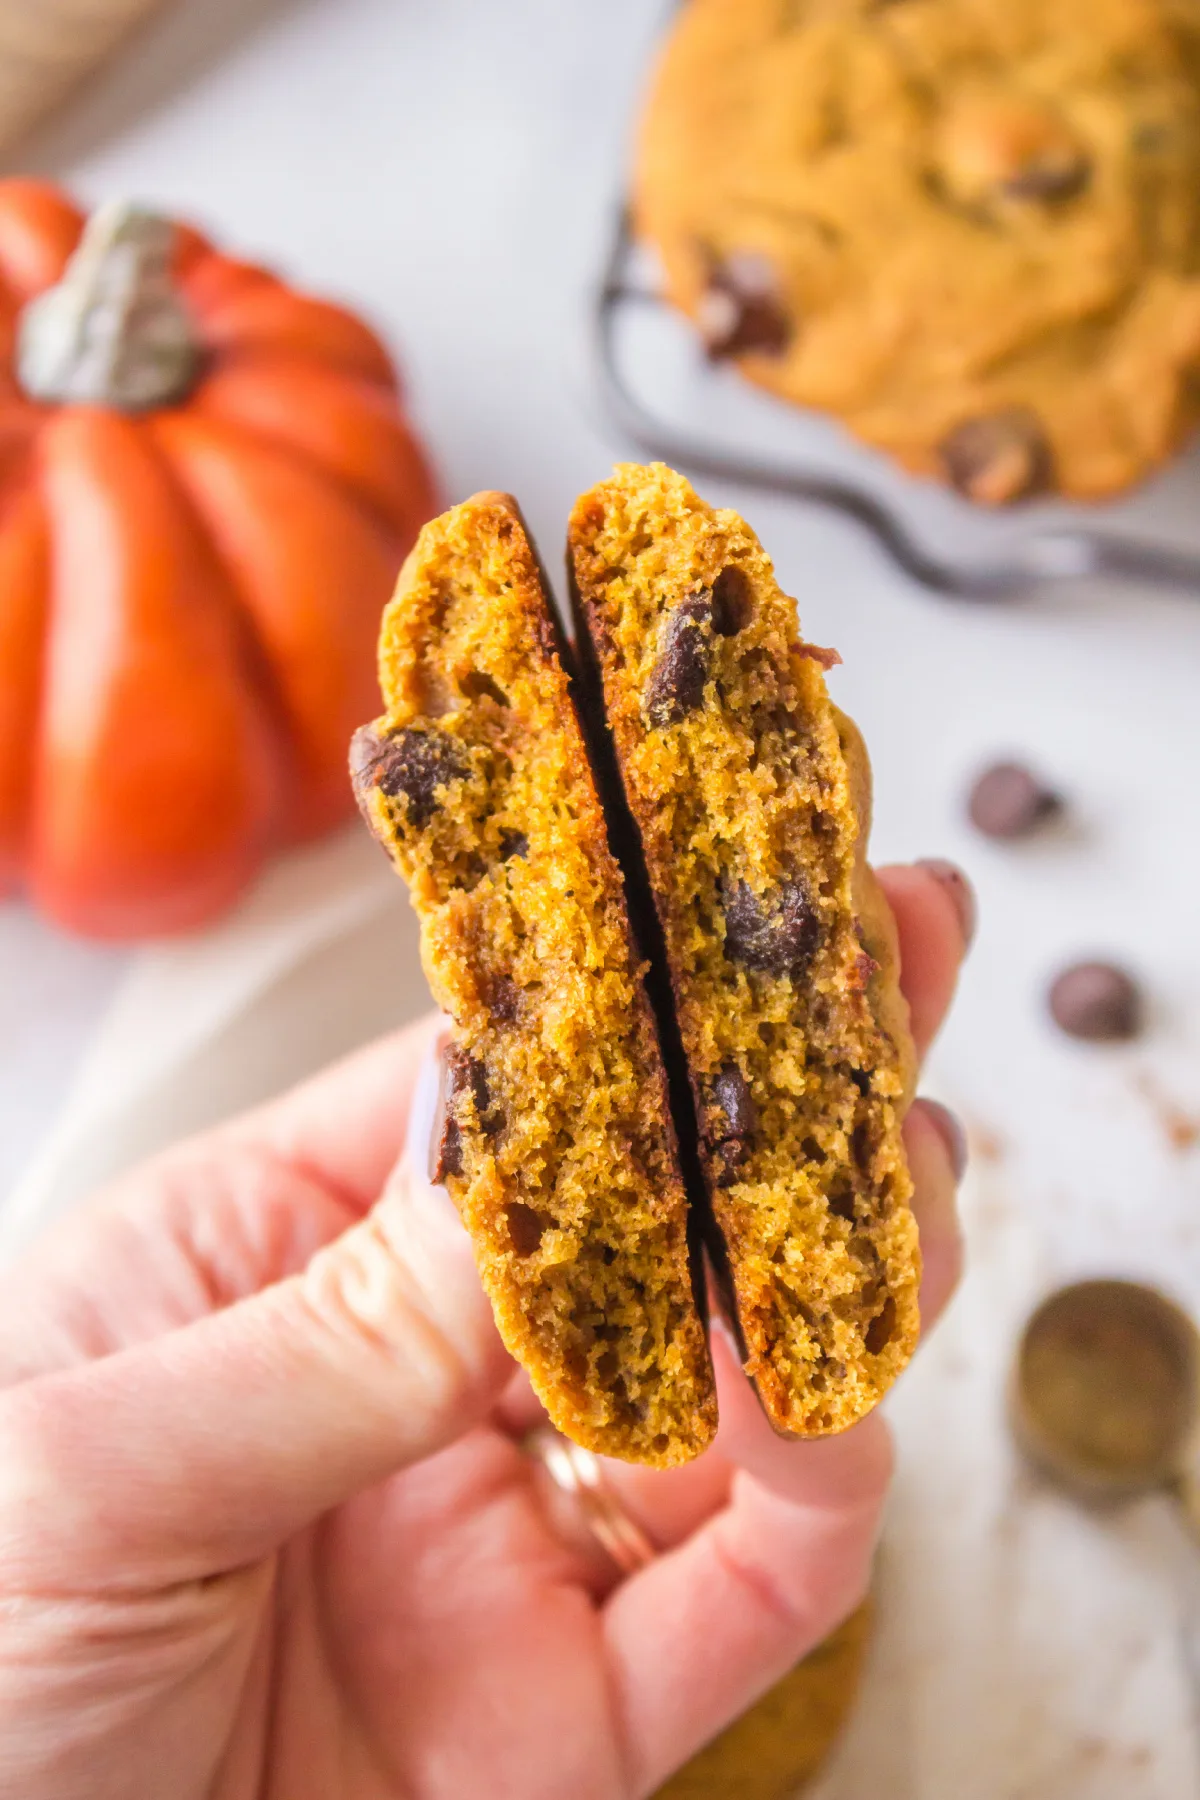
[710,565,753,635]
[644,589,715,726]
[351,725,466,827]
[506,1201,550,1257]
[711,1065,756,1140]
[488,974,521,1024]
[939,409,1052,506]
[1002,152,1090,203]
[722,876,820,976]
[865,1295,897,1355]
[432,1114,463,1184]
[698,250,792,360]
[1048,961,1144,1042]
[446,1046,492,1128]
[968,760,1063,839]
[498,831,529,861]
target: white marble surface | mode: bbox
[3,1,1200,1793]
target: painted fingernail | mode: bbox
[916,858,977,950]
[401,1029,466,1224]
[917,1098,969,1183]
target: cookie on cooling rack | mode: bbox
[351,491,716,1468]
[635,0,1200,502]
[568,462,920,1436]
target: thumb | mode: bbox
[0,1040,509,1590]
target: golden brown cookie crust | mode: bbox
[568,464,920,1436]
[352,491,716,1467]
[636,0,1200,502]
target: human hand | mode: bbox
[0,861,970,1800]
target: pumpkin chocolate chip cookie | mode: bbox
[636,0,1200,502]
[351,492,716,1467]
[568,464,919,1435]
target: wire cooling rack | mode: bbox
[593,207,1200,603]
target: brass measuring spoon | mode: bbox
[1012,1278,1200,1523]
[1012,1278,1200,1754]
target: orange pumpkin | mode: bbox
[0,179,438,937]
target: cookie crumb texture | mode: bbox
[352,493,716,1467]
[570,464,919,1435]
[636,0,1200,501]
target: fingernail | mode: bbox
[400,1027,465,1226]
[916,858,977,950]
[916,1097,969,1183]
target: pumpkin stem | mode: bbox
[16,201,201,411]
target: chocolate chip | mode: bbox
[433,1045,500,1182]
[968,761,1063,839]
[711,1065,756,1140]
[433,1115,464,1184]
[644,589,715,726]
[939,410,1052,506]
[1048,961,1144,1042]
[446,1045,492,1127]
[865,1295,897,1355]
[721,876,820,976]
[488,974,521,1024]
[498,831,529,861]
[350,725,466,827]
[506,1202,549,1257]
[698,251,791,360]
[710,565,753,635]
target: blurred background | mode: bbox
[1,1,1199,1794]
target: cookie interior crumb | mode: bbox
[354,493,716,1466]
[569,463,919,1435]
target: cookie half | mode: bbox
[568,463,919,1435]
[351,492,716,1466]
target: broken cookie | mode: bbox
[568,463,920,1436]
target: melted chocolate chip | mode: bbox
[506,1202,549,1257]
[712,1065,756,1139]
[865,1295,897,1355]
[433,1045,501,1183]
[432,1115,464,1184]
[939,410,1052,506]
[644,590,715,726]
[721,876,820,976]
[351,725,466,827]
[698,251,792,360]
[968,761,1063,839]
[1048,961,1143,1042]
[488,975,521,1024]
[446,1046,492,1127]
